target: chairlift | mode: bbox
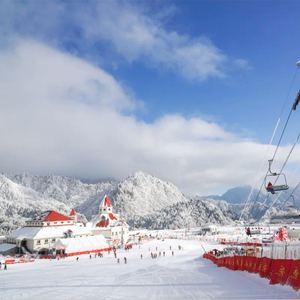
[264,159,289,194]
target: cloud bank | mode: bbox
[1,39,295,194]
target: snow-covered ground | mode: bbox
[0,239,298,300]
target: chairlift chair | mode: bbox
[265,159,289,194]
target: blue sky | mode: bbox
[1,0,300,194]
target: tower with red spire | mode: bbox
[96,195,118,228]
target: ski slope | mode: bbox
[0,239,298,300]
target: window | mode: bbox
[52,238,55,242]
[45,239,48,244]
[37,240,41,245]
[61,222,64,224]
[47,223,50,226]
[54,222,57,224]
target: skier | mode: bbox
[4,263,7,270]
[76,257,79,261]
[171,251,174,256]
[89,254,92,259]
[140,254,143,259]
[246,227,251,237]
[163,251,165,256]
[117,258,120,264]
[124,257,127,264]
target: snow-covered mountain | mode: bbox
[0,174,69,233]
[128,197,236,229]
[1,171,295,233]
[207,185,266,204]
[8,173,116,208]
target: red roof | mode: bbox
[104,196,112,207]
[96,219,109,227]
[108,213,117,220]
[43,211,72,222]
[69,208,76,216]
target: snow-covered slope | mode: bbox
[0,175,69,233]
[113,171,188,217]
[128,197,236,229]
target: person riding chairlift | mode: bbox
[266,182,275,194]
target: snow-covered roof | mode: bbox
[10,225,92,240]
[54,235,108,253]
[0,243,16,252]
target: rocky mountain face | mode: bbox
[0,171,296,234]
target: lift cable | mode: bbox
[239,67,300,220]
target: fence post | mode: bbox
[284,242,287,259]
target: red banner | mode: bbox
[247,256,258,273]
[202,252,300,291]
[269,259,293,285]
[259,257,272,278]
[286,260,300,291]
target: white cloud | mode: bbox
[0,39,297,195]
[0,0,247,81]
[79,1,227,81]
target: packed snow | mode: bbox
[0,238,298,300]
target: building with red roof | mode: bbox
[8,209,91,254]
[92,195,129,247]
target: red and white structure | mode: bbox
[91,195,129,246]
[7,209,91,254]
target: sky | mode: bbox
[1,0,300,195]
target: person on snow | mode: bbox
[140,254,143,259]
[124,257,127,264]
[4,263,7,270]
[117,258,120,264]
[246,227,251,237]
[171,251,174,256]
[76,257,79,261]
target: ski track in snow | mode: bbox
[0,239,298,300]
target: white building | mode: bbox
[91,195,130,247]
[7,210,92,254]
